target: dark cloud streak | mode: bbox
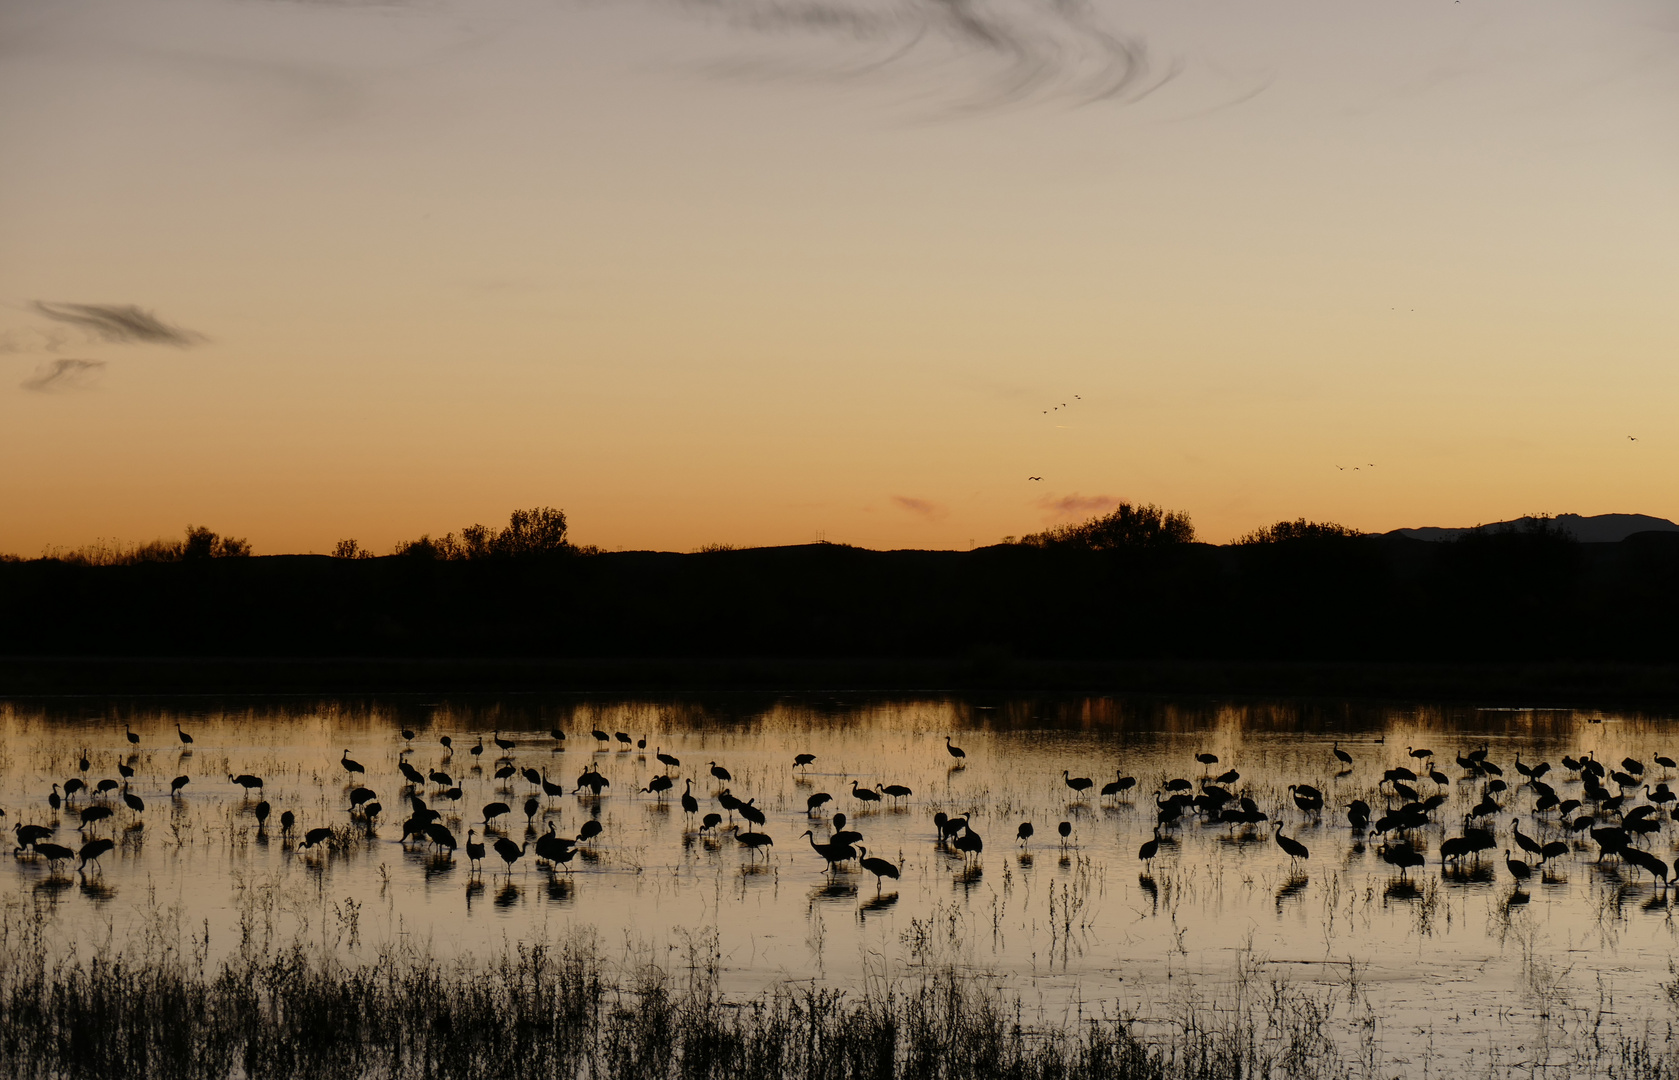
[31,302,206,347]
[668,0,1177,110]
[21,358,106,393]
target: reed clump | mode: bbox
[7,918,1679,1079]
[0,924,1365,1080]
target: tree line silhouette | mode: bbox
[3,504,1677,667]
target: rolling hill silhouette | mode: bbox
[1389,513,1679,544]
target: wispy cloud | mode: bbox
[1036,492,1117,520]
[31,302,206,347]
[21,358,107,392]
[892,495,946,519]
[669,0,1178,110]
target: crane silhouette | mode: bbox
[1273,821,1309,866]
[856,846,900,892]
[493,837,526,876]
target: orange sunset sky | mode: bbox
[2,0,1675,555]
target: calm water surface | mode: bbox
[4,695,1679,1074]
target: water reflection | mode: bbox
[9,693,1679,1068]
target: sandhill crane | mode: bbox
[230,774,264,792]
[856,846,901,891]
[1100,772,1136,799]
[1332,742,1353,766]
[176,724,193,746]
[440,735,453,756]
[1273,821,1309,865]
[953,827,983,861]
[493,837,526,876]
[806,792,832,813]
[681,780,699,817]
[643,775,674,798]
[299,827,334,851]
[122,789,144,814]
[494,731,515,752]
[709,762,732,784]
[878,783,912,805]
[426,823,457,854]
[1379,843,1425,876]
[591,729,610,747]
[466,830,485,873]
[656,748,680,768]
[614,732,632,749]
[79,806,112,829]
[542,770,565,800]
[1057,821,1072,848]
[471,737,484,760]
[483,802,511,825]
[1062,771,1093,796]
[524,798,540,823]
[522,767,543,790]
[577,819,603,845]
[1139,828,1160,866]
[1346,800,1370,830]
[36,843,74,872]
[801,830,852,873]
[1017,822,1033,846]
[550,728,566,748]
[829,813,862,848]
[945,737,966,764]
[77,837,116,871]
[124,724,140,746]
[737,831,773,858]
[340,750,364,777]
[850,780,881,804]
[794,754,816,770]
[1504,849,1532,883]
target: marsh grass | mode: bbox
[7,915,1679,1080]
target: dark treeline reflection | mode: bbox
[3,521,1678,665]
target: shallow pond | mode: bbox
[4,694,1678,1075]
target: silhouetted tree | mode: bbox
[177,526,251,560]
[393,507,571,560]
[1237,519,1362,544]
[1019,502,1195,550]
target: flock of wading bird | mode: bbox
[11,725,1679,898]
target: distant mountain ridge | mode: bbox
[1388,513,1679,543]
